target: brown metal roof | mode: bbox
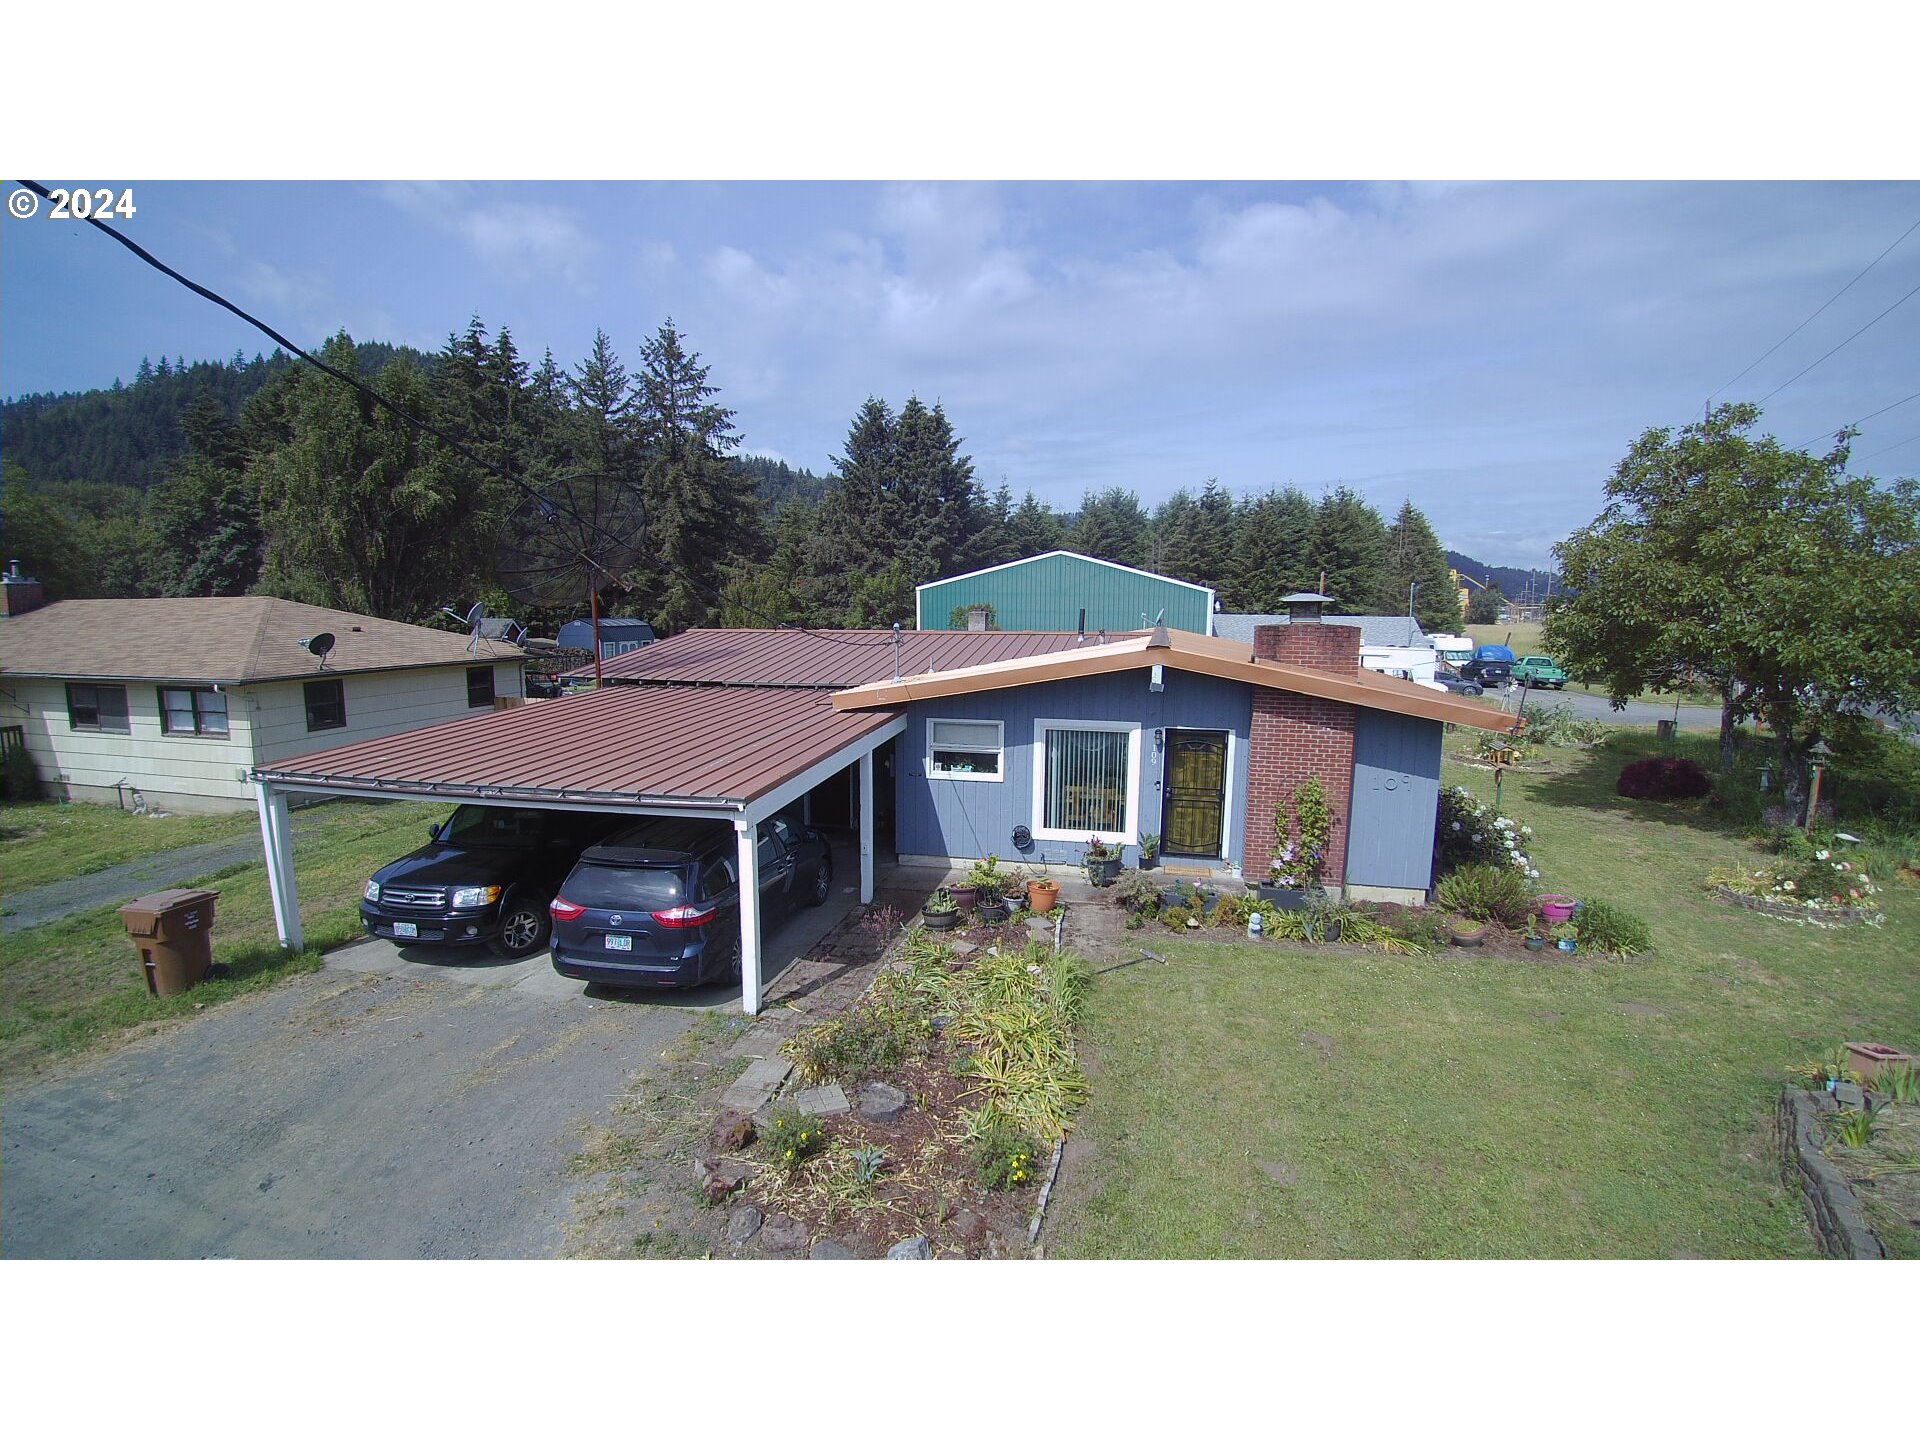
[253,685,899,808]
[575,627,1137,688]
[0,597,522,684]
[832,629,1516,732]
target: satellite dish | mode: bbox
[464,601,487,629]
[300,633,336,669]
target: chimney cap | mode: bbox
[1279,591,1335,604]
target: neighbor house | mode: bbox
[915,551,1216,635]
[0,580,525,813]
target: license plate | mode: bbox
[604,934,633,952]
[392,922,418,939]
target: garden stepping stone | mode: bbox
[887,1235,933,1260]
[948,939,978,956]
[858,1082,909,1122]
[809,1237,857,1259]
[1026,917,1055,937]
[795,1083,851,1117]
[722,1056,793,1113]
[726,1206,764,1246]
[760,1212,809,1253]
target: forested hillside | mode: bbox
[1445,550,1560,603]
[2,314,1468,636]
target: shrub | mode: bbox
[1522,702,1609,747]
[970,1116,1040,1190]
[1434,862,1535,928]
[1435,785,1540,881]
[1389,906,1450,952]
[1572,898,1653,956]
[1616,755,1712,801]
[761,1106,828,1175]
[1109,869,1164,912]
[0,746,41,802]
[1159,903,1194,930]
[784,992,931,1084]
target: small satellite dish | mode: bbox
[300,633,336,669]
[464,601,488,629]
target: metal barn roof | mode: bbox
[914,551,1215,634]
[579,627,1133,688]
[252,684,899,809]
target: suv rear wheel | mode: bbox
[493,892,552,958]
[808,859,833,906]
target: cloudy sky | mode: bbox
[5,179,1918,568]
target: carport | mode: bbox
[250,685,904,1014]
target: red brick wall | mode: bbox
[1247,623,1359,885]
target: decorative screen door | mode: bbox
[1162,731,1227,856]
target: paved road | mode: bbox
[2,845,863,1259]
[1497,685,1723,731]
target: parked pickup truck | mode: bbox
[1511,655,1568,689]
[1462,644,1514,688]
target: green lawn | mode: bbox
[1,801,261,896]
[1,798,447,1079]
[1051,738,1919,1258]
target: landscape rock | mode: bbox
[710,1110,756,1152]
[810,1237,857,1259]
[726,1206,764,1245]
[952,1209,988,1246]
[887,1235,932,1260]
[1835,1081,1865,1109]
[759,1212,809,1253]
[700,1157,754,1206]
[948,940,978,957]
[858,1082,910,1122]
[795,1083,851,1117]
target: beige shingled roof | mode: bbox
[0,597,522,684]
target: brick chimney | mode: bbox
[1,561,45,618]
[1246,621,1360,889]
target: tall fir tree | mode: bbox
[1308,486,1389,612]
[630,319,758,632]
[1378,499,1461,631]
[1071,487,1152,568]
[1225,486,1316,610]
[148,394,261,596]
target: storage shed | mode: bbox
[915,551,1215,635]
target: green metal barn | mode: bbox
[915,551,1215,634]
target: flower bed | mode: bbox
[737,929,1089,1257]
[1436,785,1539,881]
[1707,845,1883,928]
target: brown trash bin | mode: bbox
[118,888,221,997]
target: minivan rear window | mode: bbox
[566,862,688,909]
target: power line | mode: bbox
[1859,429,1920,462]
[1709,212,1920,405]
[1755,274,1920,405]
[1788,386,1920,450]
[15,179,893,649]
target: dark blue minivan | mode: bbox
[548,816,833,989]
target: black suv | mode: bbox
[549,815,833,989]
[360,805,628,958]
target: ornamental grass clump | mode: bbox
[1570,897,1653,956]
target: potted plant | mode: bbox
[1523,927,1547,952]
[1138,832,1160,870]
[1552,921,1577,953]
[948,878,979,912]
[1083,836,1122,887]
[922,888,960,931]
[1538,894,1577,926]
[1026,874,1061,913]
[1448,916,1490,947]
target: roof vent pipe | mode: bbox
[892,622,902,681]
[1077,607,1086,643]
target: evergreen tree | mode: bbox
[148,395,261,596]
[252,332,499,620]
[808,397,900,624]
[1070,487,1151,568]
[1308,486,1388,612]
[1005,490,1066,557]
[891,396,986,584]
[1225,487,1316,610]
[1152,477,1234,592]
[630,319,758,632]
[1378,499,1461,631]
[1466,581,1504,625]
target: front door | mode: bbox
[1161,731,1227,857]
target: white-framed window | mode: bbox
[927,717,1004,782]
[158,686,230,737]
[1031,718,1139,844]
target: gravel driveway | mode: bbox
[1,966,699,1258]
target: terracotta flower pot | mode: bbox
[1448,922,1489,947]
[1026,879,1060,913]
[1844,1042,1915,1087]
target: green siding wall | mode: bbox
[918,553,1212,634]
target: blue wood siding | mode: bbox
[1346,709,1444,892]
[897,669,1251,867]
[917,553,1213,634]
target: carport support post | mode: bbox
[734,817,762,1016]
[253,780,303,952]
[858,749,875,904]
